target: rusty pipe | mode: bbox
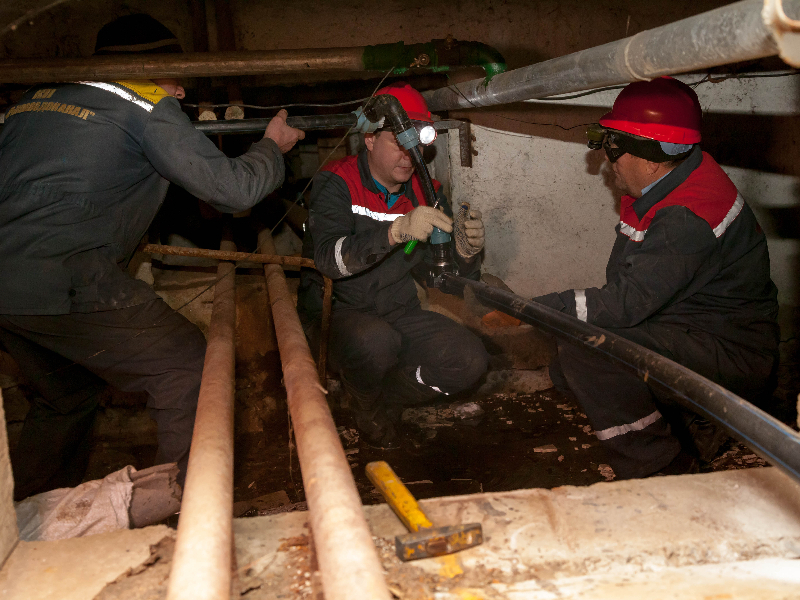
[166,239,237,600]
[258,229,390,600]
[143,243,315,268]
[0,48,368,83]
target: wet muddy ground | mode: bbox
[229,380,773,514]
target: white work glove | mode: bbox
[391,206,453,243]
[454,203,485,259]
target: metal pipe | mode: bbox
[193,113,357,135]
[0,38,505,84]
[167,239,237,600]
[143,243,315,268]
[0,48,367,83]
[423,0,799,111]
[444,274,800,485]
[258,229,391,600]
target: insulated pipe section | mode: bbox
[423,0,800,111]
[444,274,800,486]
[258,230,391,600]
[166,240,237,600]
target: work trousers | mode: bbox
[0,298,206,500]
[328,307,488,416]
[551,320,777,479]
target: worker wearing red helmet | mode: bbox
[534,76,779,479]
[298,82,488,449]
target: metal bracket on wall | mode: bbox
[434,119,474,168]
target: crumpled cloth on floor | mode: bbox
[15,466,134,541]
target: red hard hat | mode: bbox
[599,77,702,144]
[375,82,433,123]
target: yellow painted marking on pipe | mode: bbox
[366,461,433,532]
[437,554,464,578]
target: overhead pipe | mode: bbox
[444,274,800,486]
[259,229,391,600]
[423,0,800,111]
[167,238,237,600]
[0,38,504,84]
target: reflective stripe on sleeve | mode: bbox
[595,410,662,441]
[334,236,351,277]
[574,289,587,322]
[713,193,744,238]
[351,205,403,222]
[416,366,448,395]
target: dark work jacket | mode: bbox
[0,81,284,314]
[298,150,480,323]
[535,148,779,356]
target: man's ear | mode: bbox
[364,133,375,152]
[644,159,661,175]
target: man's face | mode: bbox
[365,131,414,192]
[607,147,649,198]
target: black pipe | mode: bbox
[444,273,800,485]
[192,113,357,135]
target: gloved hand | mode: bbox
[390,206,453,243]
[454,203,485,259]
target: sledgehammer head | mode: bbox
[395,522,483,561]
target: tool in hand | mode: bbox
[365,461,483,562]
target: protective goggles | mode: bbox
[586,123,691,164]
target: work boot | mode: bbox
[354,406,400,450]
[653,450,700,477]
[685,416,730,463]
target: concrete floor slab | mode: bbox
[233,467,800,599]
[0,525,173,600]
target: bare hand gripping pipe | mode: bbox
[258,229,391,600]
[444,274,800,486]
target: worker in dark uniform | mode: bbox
[0,14,305,500]
[298,83,489,449]
[535,77,779,479]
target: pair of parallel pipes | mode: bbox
[137,1,800,598]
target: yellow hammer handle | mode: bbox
[365,461,433,533]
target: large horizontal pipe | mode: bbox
[0,39,504,84]
[167,240,237,600]
[423,0,799,111]
[444,274,800,485]
[194,113,357,135]
[259,230,391,600]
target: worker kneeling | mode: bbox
[535,77,779,479]
[298,83,489,449]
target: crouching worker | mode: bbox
[298,83,489,449]
[534,77,779,479]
